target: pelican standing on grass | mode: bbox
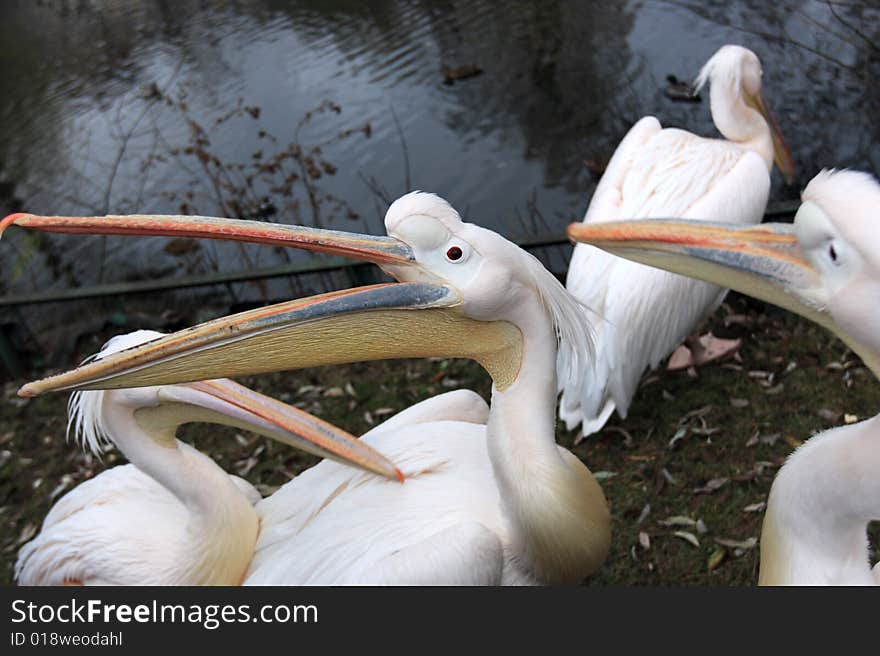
[569,169,880,585]
[3,192,611,585]
[560,44,795,438]
[14,330,401,586]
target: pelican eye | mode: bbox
[446,246,464,262]
[828,244,838,264]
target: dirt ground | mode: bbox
[1,293,877,585]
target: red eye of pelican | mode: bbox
[446,246,463,261]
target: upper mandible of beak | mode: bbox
[567,218,825,326]
[0,212,416,267]
[745,91,795,185]
[568,216,880,379]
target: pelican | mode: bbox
[568,168,880,585]
[14,330,401,586]
[560,44,795,437]
[2,192,611,585]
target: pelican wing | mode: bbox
[561,120,771,434]
[247,413,502,584]
[15,465,186,585]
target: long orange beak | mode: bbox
[8,213,525,397]
[156,378,404,482]
[744,90,795,185]
[19,280,522,396]
[0,212,415,266]
[567,218,824,325]
[568,214,880,379]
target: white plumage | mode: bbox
[15,329,395,586]
[757,170,880,585]
[243,193,611,585]
[16,456,261,586]
[560,44,792,436]
[15,331,261,586]
[571,169,880,585]
[8,193,612,585]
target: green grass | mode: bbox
[1,294,877,585]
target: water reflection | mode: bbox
[0,0,876,365]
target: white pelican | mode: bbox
[14,330,401,586]
[560,44,795,438]
[3,192,611,585]
[568,168,880,585]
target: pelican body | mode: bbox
[15,330,400,586]
[569,169,880,585]
[2,193,611,585]
[560,44,794,437]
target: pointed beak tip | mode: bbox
[395,467,406,484]
[0,212,27,238]
[18,385,37,398]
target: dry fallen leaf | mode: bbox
[743,501,767,513]
[660,468,679,486]
[730,398,749,408]
[17,523,37,545]
[674,531,701,548]
[817,408,841,423]
[639,532,651,550]
[844,414,859,424]
[658,515,696,528]
[324,387,345,398]
[49,474,74,502]
[602,426,635,448]
[714,536,758,556]
[668,427,688,449]
[693,477,729,494]
[707,547,727,572]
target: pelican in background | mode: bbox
[14,330,401,586]
[3,193,611,585]
[569,169,879,585]
[560,44,795,438]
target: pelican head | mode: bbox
[5,193,591,400]
[65,329,403,481]
[567,169,880,375]
[694,44,794,184]
[381,193,592,386]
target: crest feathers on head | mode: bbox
[66,330,166,457]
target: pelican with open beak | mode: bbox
[568,169,880,585]
[3,192,611,584]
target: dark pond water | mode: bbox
[0,0,877,366]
